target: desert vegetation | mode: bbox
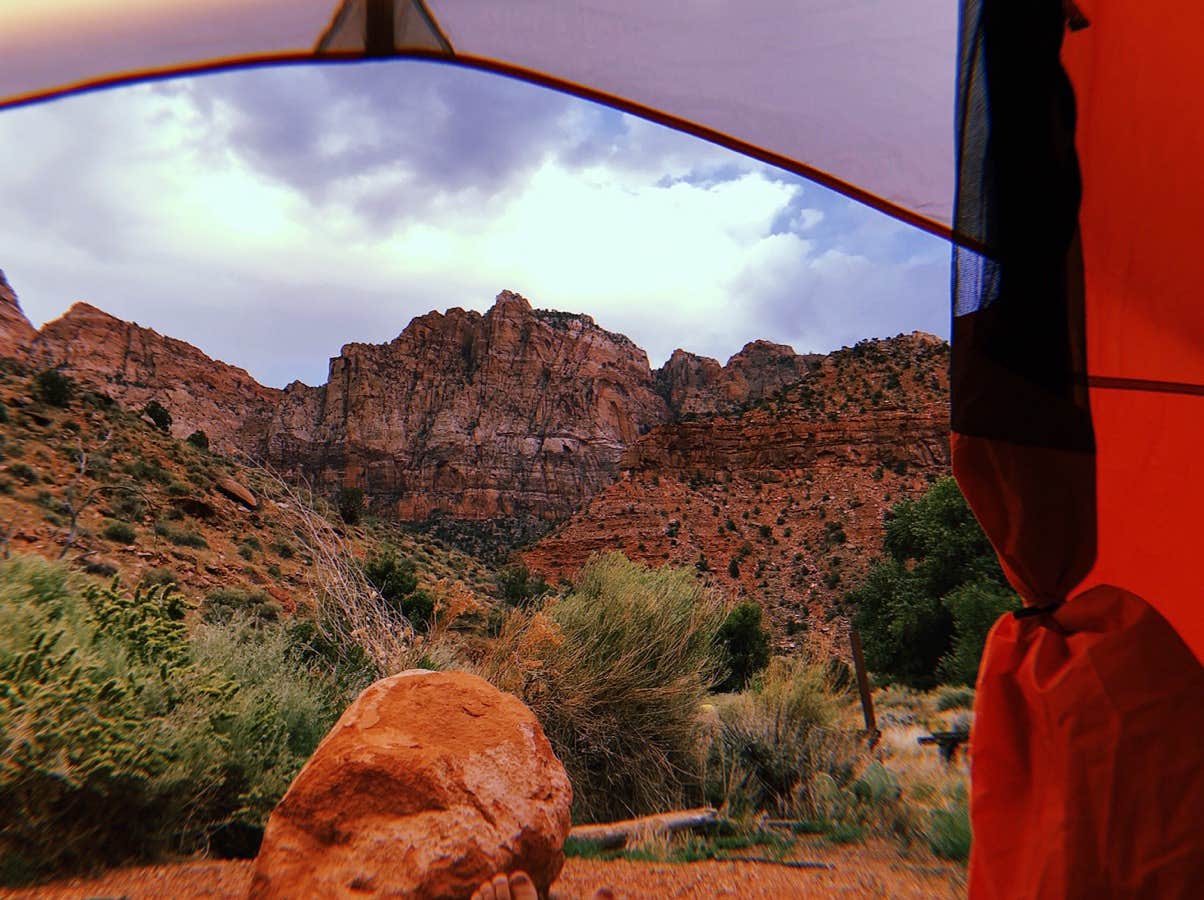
[0,352,979,891]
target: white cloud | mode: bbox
[0,66,948,387]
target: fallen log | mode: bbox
[568,807,720,850]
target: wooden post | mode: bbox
[849,627,879,745]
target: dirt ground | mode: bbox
[0,839,964,899]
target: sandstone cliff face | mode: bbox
[654,340,817,418]
[27,302,282,454]
[267,291,670,525]
[0,270,36,358]
[526,333,951,649]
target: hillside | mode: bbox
[0,358,497,620]
[525,333,951,649]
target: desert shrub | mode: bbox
[362,548,418,604]
[270,539,294,559]
[6,462,37,484]
[335,486,364,525]
[105,488,147,521]
[153,521,208,548]
[185,430,209,451]
[123,458,171,485]
[479,553,726,822]
[102,520,137,544]
[142,401,172,433]
[494,562,550,608]
[202,587,281,626]
[402,588,435,630]
[32,369,72,407]
[188,619,348,846]
[935,685,976,712]
[713,601,771,692]
[139,567,177,588]
[925,784,971,861]
[704,655,856,821]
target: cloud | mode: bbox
[0,60,950,389]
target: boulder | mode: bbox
[214,475,257,509]
[249,669,572,900]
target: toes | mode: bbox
[509,871,539,900]
[473,880,496,900]
[592,888,615,900]
[492,873,512,900]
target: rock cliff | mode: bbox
[525,333,951,648]
[0,269,36,358]
[266,291,669,528]
[655,340,818,418]
[27,301,282,454]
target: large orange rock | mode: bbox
[249,669,572,900]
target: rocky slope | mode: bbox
[1,268,913,564]
[525,333,951,648]
[25,302,282,455]
[265,291,670,531]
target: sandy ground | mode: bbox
[0,839,964,899]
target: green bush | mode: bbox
[934,685,976,712]
[494,562,549,608]
[142,401,172,433]
[336,487,364,525]
[6,463,37,484]
[0,556,353,883]
[925,786,971,861]
[102,520,137,544]
[704,655,855,820]
[363,548,417,605]
[848,477,1018,687]
[32,369,72,407]
[201,587,280,626]
[153,521,207,548]
[480,553,726,822]
[185,430,209,451]
[714,601,771,692]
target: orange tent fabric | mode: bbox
[961,1,1204,896]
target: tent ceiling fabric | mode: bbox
[0,0,958,236]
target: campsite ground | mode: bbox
[0,838,965,899]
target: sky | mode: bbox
[0,60,950,389]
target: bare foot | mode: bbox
[471,870,614,900]
[471,870,538,900]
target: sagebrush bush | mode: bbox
[102,519,137,543]
[704,654,856,820]
[153,520,208,548]
[925,784,971,861]
[479,553,726,822]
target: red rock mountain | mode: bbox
[0,270,36,358]
[265,291,670,526]
[525,333,950,647]
[656,341,820,418]
[25,301,282,455]
[1,271,933,572]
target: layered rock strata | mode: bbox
[265,291,669,523]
